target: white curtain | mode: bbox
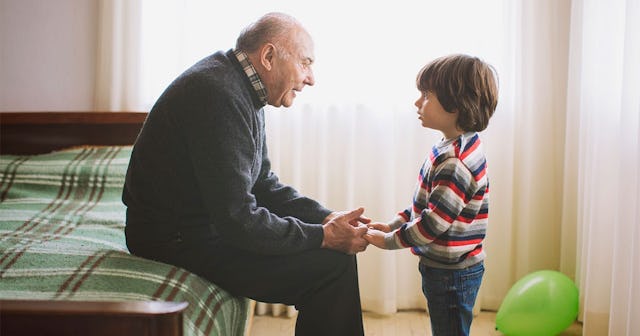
[94,0,141,110]
[96,0,640,331]
[563,0,640,334]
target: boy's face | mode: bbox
[414,91,461,139]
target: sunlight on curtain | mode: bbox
[95,0,141,110]
[563,0,640,334]
[488,0,574,312]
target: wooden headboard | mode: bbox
[0,111,147,155]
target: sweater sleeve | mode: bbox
[384,157,479,249]
[388,208,411,231]
[252,141,332,224]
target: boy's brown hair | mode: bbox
[416,54,498,132]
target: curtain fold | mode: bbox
[564,0,640,334]
[476,0,573,311]
[94,0,141,111]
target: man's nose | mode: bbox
[305,69,315,86]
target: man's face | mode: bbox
[266,31,315,108]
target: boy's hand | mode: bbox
[367,222,391,233]
[364,228,387,249]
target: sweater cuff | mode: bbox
[383,231,403,250]
[315,208,334,224]
[300,222,325,249]
[388,216,406,231]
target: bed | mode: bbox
[0,112,253,336]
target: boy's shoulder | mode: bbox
[431,133,486,174]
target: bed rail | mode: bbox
[0,111,147,154]
[0,300,187,336]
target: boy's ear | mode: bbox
[260,43,276,71]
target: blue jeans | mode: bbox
[419,262,484,336]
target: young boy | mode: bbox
[365,54,498,336]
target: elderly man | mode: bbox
[123,12,368,335]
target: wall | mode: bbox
[0,0,98,111]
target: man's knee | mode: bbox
[296,251,357,299]
[311,250,358,278]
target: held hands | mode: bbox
[321,207,370,255]
[367,222,391,233]
[364,222,391,249]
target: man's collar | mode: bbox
[233,49,268,106]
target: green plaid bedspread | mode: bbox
[0,146,250,336]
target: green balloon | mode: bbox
[495,270,579,336]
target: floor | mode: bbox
[249,310,583,336]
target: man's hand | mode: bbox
[321,207,369,254]
[323,210,371,227]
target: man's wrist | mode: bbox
[322,212,338,224]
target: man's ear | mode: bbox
[260,43,276,71]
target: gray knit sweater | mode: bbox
[123,49,330,255]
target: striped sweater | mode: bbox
[384,132,489,269]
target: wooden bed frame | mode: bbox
[0,111,191,336]
[0,300,188,336]
[0,111,148,155]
